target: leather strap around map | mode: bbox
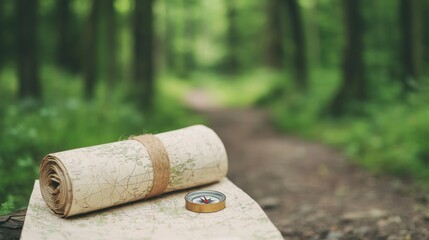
[131,134,171,198]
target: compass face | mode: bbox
[185,190,226,213]
[192,196,220,204]
[186,190,225,204]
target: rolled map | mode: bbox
[39,125,228,217]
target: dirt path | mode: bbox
[190,98,429,240]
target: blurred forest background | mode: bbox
[0,0,429,214]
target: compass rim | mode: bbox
[185,190,226,213]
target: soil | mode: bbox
[201,106,429,240]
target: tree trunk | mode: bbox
[105,0,116,86]
[423,0,429,67]
[266,0,283,69]
[16,0,41,99]
[400,0,422,92]
[224,0,239,74]
[181,0,196,77]
[306,0,321,67]
[0,0,4,69]
[56,0,71,71]
[133,0,154,110]
[164,0,176,73]
[285,0,307,89]
[83,0,101,99]
[330,0,365,116]
[56,0,80,73]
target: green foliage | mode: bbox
[0,67,202,214]
[321,96,429,181]
[271,68,339,130]
[0,196,16,215]
[272,69,429,183]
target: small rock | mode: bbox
[389,216,402,224]
[354,226,371,237]
[303,230,315,238]
[341,208,387,221]
[377,216,402,228]
[299,204,314,214]
[259,196,280,210]
[326,231,343,240]
[387,235,400,240]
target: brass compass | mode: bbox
[185,190,226,213]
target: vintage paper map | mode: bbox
[21,179,283,240]
[39,125,228,217]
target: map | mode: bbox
[39,125,228,217]
[21,179,283,240]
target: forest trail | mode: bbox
[186,90,429,240]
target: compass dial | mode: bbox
[185,190,226,213]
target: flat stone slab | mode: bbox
[0,209,26,240]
